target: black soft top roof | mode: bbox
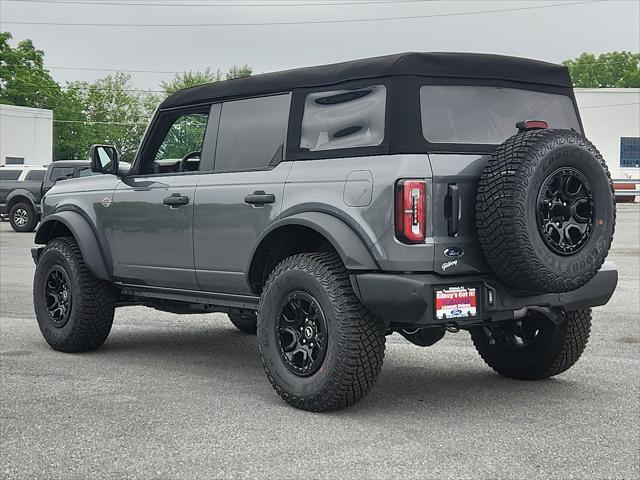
[161,52,572,109]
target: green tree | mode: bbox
[225,64,253,80]
[160,67,224,96]
[563,51,640,88]
[160,64,253,96]
[0,31,62,109]
[66,72,154,161]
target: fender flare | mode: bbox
[34,211,110,281]
[7,189,38,211]
[252,211,379,271]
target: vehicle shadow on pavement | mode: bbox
[91,322,590,415]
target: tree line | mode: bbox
[0,32,252,161]
[1,31,638,161]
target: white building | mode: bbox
[575,88,640,180]
[0,104,53,166]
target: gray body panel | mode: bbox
[110,175,200,290]
[194,163,292,294]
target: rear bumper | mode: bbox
[352,262,618,327]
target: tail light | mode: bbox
[395,179,427,244]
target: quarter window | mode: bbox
[215,94,291,172]
[300,85,386,152]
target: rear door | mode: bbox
[110,106,214,290]
[194,94,292,294]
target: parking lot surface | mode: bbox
[1,205,639,479]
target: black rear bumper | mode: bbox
[352,262,618,327]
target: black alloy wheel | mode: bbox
[277,291,328,377]
[45,265,73,328]
[537,167,595,256]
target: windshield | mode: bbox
[420,86,581,145]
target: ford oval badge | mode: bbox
[444,247,464,258]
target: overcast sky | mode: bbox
[1,0,639,90]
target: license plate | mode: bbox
[435,286,478,320]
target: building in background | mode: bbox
[575,88,640,180]
[0,104,53,166]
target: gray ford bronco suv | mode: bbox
[32,53,617,411]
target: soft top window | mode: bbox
[420,86,581,145]
[300,85,386,152]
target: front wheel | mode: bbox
[257,252,386,411]
[470,309,591,380]
[9,202,38,232]
[34,237,117,352]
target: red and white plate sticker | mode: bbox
[435,286,477,320]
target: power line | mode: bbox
[0,112,147,125]
[1,0,435,6]
[581,102,640,109]
[0,0,605,27]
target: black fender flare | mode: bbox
[251,211,379,272]
[34,211,110,281]
[7,189,38,212]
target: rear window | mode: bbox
[0,170,21,180]
[420,86,581,145]
[300,85,386,152]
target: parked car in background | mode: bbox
[0,161,95,232]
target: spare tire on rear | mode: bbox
[475,129,615,294]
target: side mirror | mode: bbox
[54,176,68,184]
[89,144,119,175]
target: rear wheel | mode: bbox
[228,310,257,334]
[257,252,386,411]
[9,202,38,232]
[33,237,117,352]
[470,309,591,380]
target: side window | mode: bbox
[77,167,97,177]
[300,85,386,152]
[50,167,75,181]
[0,170,21,180]
[215,94,291,172]
[26,170,46,181]
[140,109,210,175]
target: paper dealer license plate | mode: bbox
[435,286,478,320]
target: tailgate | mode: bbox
[429,153,492,276]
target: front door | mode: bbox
[110,106,214,290]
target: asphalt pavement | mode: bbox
[1,205,639,479]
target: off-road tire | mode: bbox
[257,252,386,411]
[34,237,116,352]
[476,129,615,294]
[9,202,38,232]
[470,309,591,380]
[228,310,257,334]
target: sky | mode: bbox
[0,0,639,91]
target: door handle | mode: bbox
[445,184,459,236]
[163,193,189,207]
[244,191,275,206]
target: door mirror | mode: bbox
[89,145,119,175]
[54,176,69,184]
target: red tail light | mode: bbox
[395,179,427,244]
